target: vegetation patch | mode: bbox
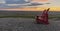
[0,15,60,19]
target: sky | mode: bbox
[0,0,60,11]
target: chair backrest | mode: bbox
[36,8,50,18]
[40,8,50,21]
[42,8,50,21]
[42,8,50,16]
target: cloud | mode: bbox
[47,0,60,6]
[5,0,26,4]
[24,0,31,2]
[0,0,5,3]
[7,4,19,6]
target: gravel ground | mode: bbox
[0,18,60,31]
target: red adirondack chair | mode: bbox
[36,8,50,24]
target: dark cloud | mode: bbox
[5,0,28,4]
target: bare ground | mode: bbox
[0,18,60,31]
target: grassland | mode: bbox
[0,11,60,19]
[0,15,60,19]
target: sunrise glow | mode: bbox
[0,7,60,11]
[0,0,60,11]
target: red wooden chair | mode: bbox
[36,8,50,24]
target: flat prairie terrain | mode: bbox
[0,11,60,31]
[0,18,60,31]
